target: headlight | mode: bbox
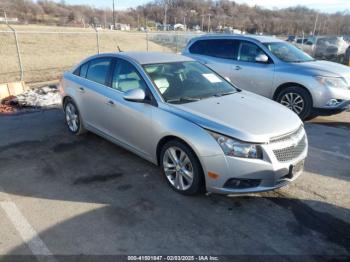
[208,131,262,159]
[315,76,348,89]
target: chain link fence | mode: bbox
[0,29,202,84]
[1,29,349,84]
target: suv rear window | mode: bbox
[189,39,238,59]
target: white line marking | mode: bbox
[0,185,55,261]
[309,146,350,160]
[0,201,53,256]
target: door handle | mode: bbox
[234,65,242,70]
[78,87,85,93]
[106,100,114,106]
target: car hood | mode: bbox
[291,60,350,80]
[164,91,302,143]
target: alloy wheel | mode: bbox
[163,146,194,191]
[280,92,305,115]
[65,103,79,132]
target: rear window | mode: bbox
[85,58,111,85]
[73,62,89,77]
[80,63,89,78]
[189,39,238,59]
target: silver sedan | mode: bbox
[59,52,308,195]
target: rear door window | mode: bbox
[85,58,112,85]
[189,39,238,59]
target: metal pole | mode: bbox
[137,14,140,30]
[201,14,204,32]
[312,13,318,36]
[112,0,116,29]
[184,15,187,31]
[94,27,100,54]
[2,9,24,81]
[164,2,168,31]
[208,14,211,33]
[146,31,149,52]
[175,31,178,53]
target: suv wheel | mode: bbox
[160,140,204,195]
[276,87,312,120]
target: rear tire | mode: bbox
[276,86,312,121]
[160,140,204,195]
[63,98,86,135]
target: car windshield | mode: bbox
[264,42,315,63]
[143,61,237,104]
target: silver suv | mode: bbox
[183,35,350,120]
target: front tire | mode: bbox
[64,98,85,135]
[276,86,312,120]
[160,140,204,195]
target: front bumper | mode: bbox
[201,129,308,194]
[312,100,350,116]
[311,80,350,110]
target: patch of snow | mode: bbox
[15,85,61,108]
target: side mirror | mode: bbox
[123,88,146,102]
[255,54,269,63]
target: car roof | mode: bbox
[116,51,194,65]
[192,34,284,43]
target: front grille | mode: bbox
[273,135,307,162]
[269,125,307,162]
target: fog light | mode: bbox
[326,99,341,107]
[224,178,261,189]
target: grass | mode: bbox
[0,25,173,83]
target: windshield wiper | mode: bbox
[214,91,236,97]
[166,97,201,103]
[290,59,316,63]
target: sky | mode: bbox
[57,0,350,13]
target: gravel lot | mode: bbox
[0,87,349,260]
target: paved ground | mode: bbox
[0,108,349,260]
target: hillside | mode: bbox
[0,0,349,35]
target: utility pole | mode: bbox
[322,18,327,35]
[201,14,205,32]
[164,1,168,31]
[137,13,140,30]
[312,12,319,36]
[183,15,186,31]
[104,9,107,29]
[112,0,116,29]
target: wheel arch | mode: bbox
[273,82,313,106]
[62,95,81,111]
[156,135,206,193]
[62,95,72,107]
[156,135,194,166]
